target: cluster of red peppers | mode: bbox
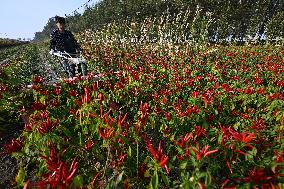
[28,147,78,189]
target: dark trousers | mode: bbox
[61,59,75,78]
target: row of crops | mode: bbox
[0,34,283,188]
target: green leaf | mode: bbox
[119,135,129,145]
[150,170,158,189]
[214,109,218,115]
[276,112,283,121]
[245,152,254,161]
[78,132,82,146]
[16,166,25,186]
[218,133,223,144]
[162,173,170,187]
[233,122,240,130]
[144,169,151,177]
[179,161,187,169]
[73,175,84,187]
[205,171,212,186]
[116,171,124,185]
[202,121,209,128]
[251,147,257,156]
[61,127,72,138]
[128,146,132,157]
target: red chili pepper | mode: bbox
[32,75,44,84]
[69,90,78,97]
[24,122,33,132]
[192,144,218,161]
[66,158,78,183]
[69,108,76,115]
[37,147,78,188]
[98,93,104,102]
[165,112,171,121]
[93,81,98,91]
[53,88,61,96]
[98,127,114,140]
[227,161,233,174]
[82,87,92,104]
[144,135,170,174]
[173,133,192,149]
[31,102,46,111]
[37,117,58,134]
[4,138,23,154]
[232,132,256,143]
[91,172,101,187]
[137,102,150,127]
[118,112,128,128]
[254,77,263,85]
[84,140,94,151]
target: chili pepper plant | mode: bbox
[3,41,284,188]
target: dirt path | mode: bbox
[0,122,22,189]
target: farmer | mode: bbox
[49,16,87,77]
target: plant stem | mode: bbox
[137,139,139,177]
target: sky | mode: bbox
[0,0,97,40]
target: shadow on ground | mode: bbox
[0,122,22,189]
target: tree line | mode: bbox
[34,0,284,45]
[0,38,30,50]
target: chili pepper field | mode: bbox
[0,38,283,188]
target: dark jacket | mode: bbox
[50,29,81,54]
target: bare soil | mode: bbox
[0,122,22,189]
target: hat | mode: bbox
[55,16,65,24]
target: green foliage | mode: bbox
[34,0,284,45]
